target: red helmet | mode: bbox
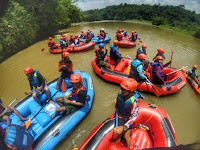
[113,40,119,45]
[81,30,84,33]
[87,30,90,33]
[24,67,34,74]
[70,73,82,83]
[62,52,70,57]
[132,30,135,33]
[122,29,124,32]
[134,30,137,33]
[70,34,73,37]
[193,65,198,69]
[138,54,147,60]
[120,78,138,92]
[155,56,164,60]
[60,37,64,40]
[142,44,147,48]
[157,48,165,54]
[75,34,78,38]
[48,37,52,40]
[118,29,121,33]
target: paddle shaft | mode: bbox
[2,98,17,114]
[165,66,189,76]
[30,91,58,121]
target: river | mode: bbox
[0,21,200,149]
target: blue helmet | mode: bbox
[99,43,105,48]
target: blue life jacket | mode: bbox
[187,69,197,79]
[28,70,41,88]
[136,48,146,58]
[4,125,33,150]
[124,31,128,36]
[116,91,142,117]
[71,85,87,103]
[130,59,142,80]
[152,62,163,77]
[110,45,121,60]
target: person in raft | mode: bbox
[121,29,128,37]
[56,52,73,91]
[186,65,200,88]
[85,30,92,43]
[80,30,85,39]
[136,43,147,59]
[152,48,166,61]
[0,98,27,125]
[24,67,51,104]
[69,34,75,45]
[48,37,55,49]
[129,54,148,82]
[110,40,122,64]
[152,56,171,85]
[60,37,67,49]
[113,78,143,148]
[130,30,138,42]
[115,30,123,41]
[53,73,87,118]
[95,43,112,69]
[98,28,106,40]
[74,34,80,45]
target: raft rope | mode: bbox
[140,104,178,146]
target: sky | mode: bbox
[76,0,200,14]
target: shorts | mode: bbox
[62,98,78,115]
[0,112,11,122]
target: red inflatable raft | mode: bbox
[92,58,187,96]
[78,101,177,150]
[49,41,96,54]
[117,36,136,48]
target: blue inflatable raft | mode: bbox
[0,70,94,150]
[80,36,111,44]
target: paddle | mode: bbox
[146,78,162,97]
[170,51,174,68]
[111,108,119,142]
[1,98,17,114]
[25,91,58,129]
[165,66,189,76]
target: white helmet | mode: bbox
[101,28,105,31]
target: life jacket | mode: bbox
[110,46,121,60]
[152,62,163,77]
[130,59,142,81]
[74,38,80,45]
[116,33,123,41]
[71,85,87,102]
[4,125,33,150]
[188,69,197,79]
[48,41,55,47]
[87,34,92,41]
[28,70,41,88]
[80,33,85,38]
[116,91,143,117]
[95,48,106,64]
[132,33,137,41]
[136,48,146,58]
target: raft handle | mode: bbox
[52,129,60,137]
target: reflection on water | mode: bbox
[0,21,200,150]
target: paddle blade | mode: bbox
[152,85,162,97]
[25,119,32,129]
[61,79,67,93]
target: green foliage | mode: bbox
[152,17,167,26]
[0,0,82,62]
[83,3,200,38]
[194,29,200,38]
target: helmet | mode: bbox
[99,43,105,48]
[157,48,165,54]
[155,56,164,60]
[134,30,137,32]
[70,34,73,37]
[24,67,34,74]
[60,37,64,40]
[122,29,124,32]
[120,78,138,92]
[118,29,121,33]
[138,54,147,60]
[81,30,84,33]
[62,52,70,57]
[70,73,82,83]
[87,30,90,33]
[48,37,52,40]
[101,28,104,31]
[113,40,119,45]
[132,30,135,33]
[193,65,198,68]
[75,34,78,38]
[142,44,147,48]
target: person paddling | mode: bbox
[48,37,55,50]
[186,65,200,88]
[152,48,166,61]
[113,78,143,148]
[152,56,171,85]
[56,52,73,91]
[0,99,27,125]
[52,73,87,118]
[136,44,147,59]
[110,40,122,64]
[24,67,51,104]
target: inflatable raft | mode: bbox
[0,70,94,150]
[78,101,177,150]
[92,58,187,96]
[185,75,200,95]
[80,36,111,44]
[117,36,136,48]
[49,41,96,54]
